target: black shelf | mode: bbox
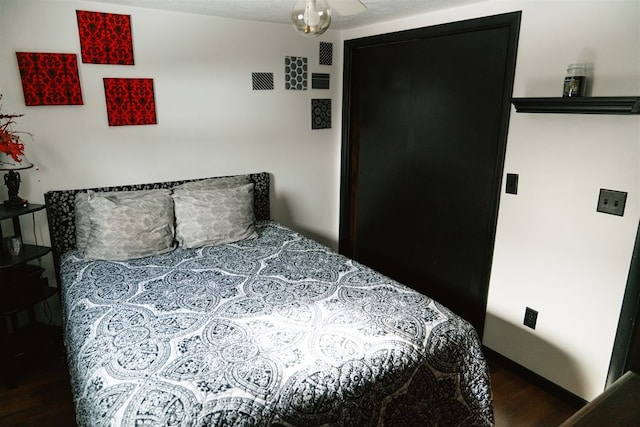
[0,244,51,269]
[2,323,62,357]
[2,263,45,280]
[1,322,63,388]
[0,202,54,387]
[0,203,50,268]
[0,203,46,221]
[511,97,640,115]
[0,283,57,315]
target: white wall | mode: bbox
[0,0,342,251]
[342,0,640,401]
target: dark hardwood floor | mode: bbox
[0,343,579,426]
[0,350,75,427]
[488,355,579,426]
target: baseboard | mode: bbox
[483,346,587,409]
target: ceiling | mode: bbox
[82,0,491,30]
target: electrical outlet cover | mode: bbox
[524,307,538,329]
[597,189,627,216]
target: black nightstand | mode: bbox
[0,203,59,387]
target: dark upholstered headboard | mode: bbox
[44,172,270,280]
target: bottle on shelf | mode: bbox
[563,63,587,97]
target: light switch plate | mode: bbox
[597,189,627,216]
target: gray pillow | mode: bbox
[174,174,251,191]
[84,189,176,260]
[172,183,257,249]
[75,189,173,252]
[74,192,90,251]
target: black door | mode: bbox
[340,13,521,334]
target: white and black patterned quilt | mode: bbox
[60,221,493,426]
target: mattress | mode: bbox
[60,220,493,426]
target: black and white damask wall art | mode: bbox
[311,73,330,90]
[285,56,307,90]
[319,42,333,65]
[311,99,331,129]
[252,72,274,90]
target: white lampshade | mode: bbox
[0,151,33,171]
[291,0,331,37]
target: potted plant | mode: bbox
[0,94,33,207]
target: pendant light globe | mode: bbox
[291,0,331,37]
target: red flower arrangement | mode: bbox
[0,94,31,164]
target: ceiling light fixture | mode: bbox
[291,0,331,37]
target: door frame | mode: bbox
[608,220,640,386]
[339,12,522,334]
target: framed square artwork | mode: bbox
[285,56,307,90]
[16,52,83,106]
[252,72,274,90]
[103,78,157,126]
[311,99,331,129]
[77,10,134,65]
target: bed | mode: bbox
[44,172,494,426]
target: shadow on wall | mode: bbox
[484,312,586,401]
[270,178,335,250]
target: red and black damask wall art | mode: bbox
[103,78,157,126]
[15,52,84,106]
[76,10,134,65]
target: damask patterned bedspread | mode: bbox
[60,221,494,426]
